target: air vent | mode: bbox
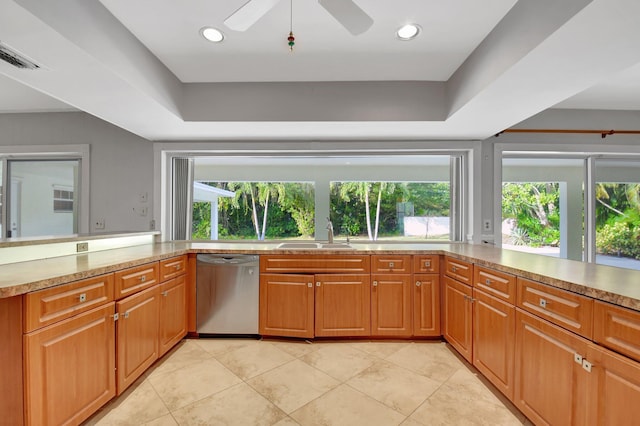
[0,42,39,70]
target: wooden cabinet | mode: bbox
[472,288,515,399]
[159,255,187,281]
[370,255,412,337]
[259,255,371,338]
[116,285,159,394]
[443,275,473,362]
[158,275,187,357]
[444,256,473,285]
[371,254,412,273]
[413,254,439,274]
[474,265,515,304]
[1,296,24,426]
[593,300,640,362]
[517,277,593,339]
[587,343,640,424]
[259,273,315,338]
[260,254,370,274]
[23,273,115,333]
[371,273,412,337]
[413,273,440,337]
[24,303,116,426]
[315,274,371,337]
[514,309,591,426]
[114,262,159,299]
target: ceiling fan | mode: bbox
[224,0,374,36]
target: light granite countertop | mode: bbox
[2,241,640,312]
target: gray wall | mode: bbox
[0,112,154,233]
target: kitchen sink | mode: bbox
[276,242,353,250]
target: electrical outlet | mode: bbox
[76,242,88,252]
[139,192,148,203]
[95,218,105,230]
[149,219,156,230]
[483,220,492,232]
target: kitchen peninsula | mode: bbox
[1,237,640,425]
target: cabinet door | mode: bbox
[371,274,412,337]
[315,274,371,337]
[413,273,440,337]
[259,273,314,338]
[514,309,590,426]
[587,343,640,425]
[116,285,159,394]
[158,275,187,357]
[24,303,116,426]
[473,289,515,399]
[443,275,473,362]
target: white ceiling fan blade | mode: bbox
[318,0,373,36]
[224,0,282,32]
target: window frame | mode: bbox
[0,145,90,238]
[156,143,477,243]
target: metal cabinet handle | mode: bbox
[78,293,87,303]
[452,266,457,272]
[582,359,593,373]
[416,281,422,287]
[539,298,548,308]
[162,291,169,297]
[424,260,431,268]
[485,278,491,285]
[123,312,129,319]
[174,265,181,270]
[373,280,378,287]
[316,282,321,287]
[389,262,395,269]
[139,275,146,282]
[307,282,313,288]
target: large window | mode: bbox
[330,182,450,241]
[594,159,640,270]
[179,154,464,242]
[501,157,584,260]
[192,181,315,241]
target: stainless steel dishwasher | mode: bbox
[196,254,260,336]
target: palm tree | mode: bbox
[335,182,397,241]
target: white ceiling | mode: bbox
[1,0,640,141]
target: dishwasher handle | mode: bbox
[197,254,259,265]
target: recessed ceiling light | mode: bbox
[396,24,421,41]
[201,27,225,43]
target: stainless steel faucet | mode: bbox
[326,217,334,243]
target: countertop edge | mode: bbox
[2,242,639,312]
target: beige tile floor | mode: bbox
[84,338,531,426]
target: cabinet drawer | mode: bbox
[413,255,439,273]
[260,255,370,273]
[594,301,640,362]
[159,255,187,281]
[474,265,516,304]
[517,277,593,339]
[24,273,115,333]
[114,262,159,299]
[371,255,412,273]
[444,256,473,285]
